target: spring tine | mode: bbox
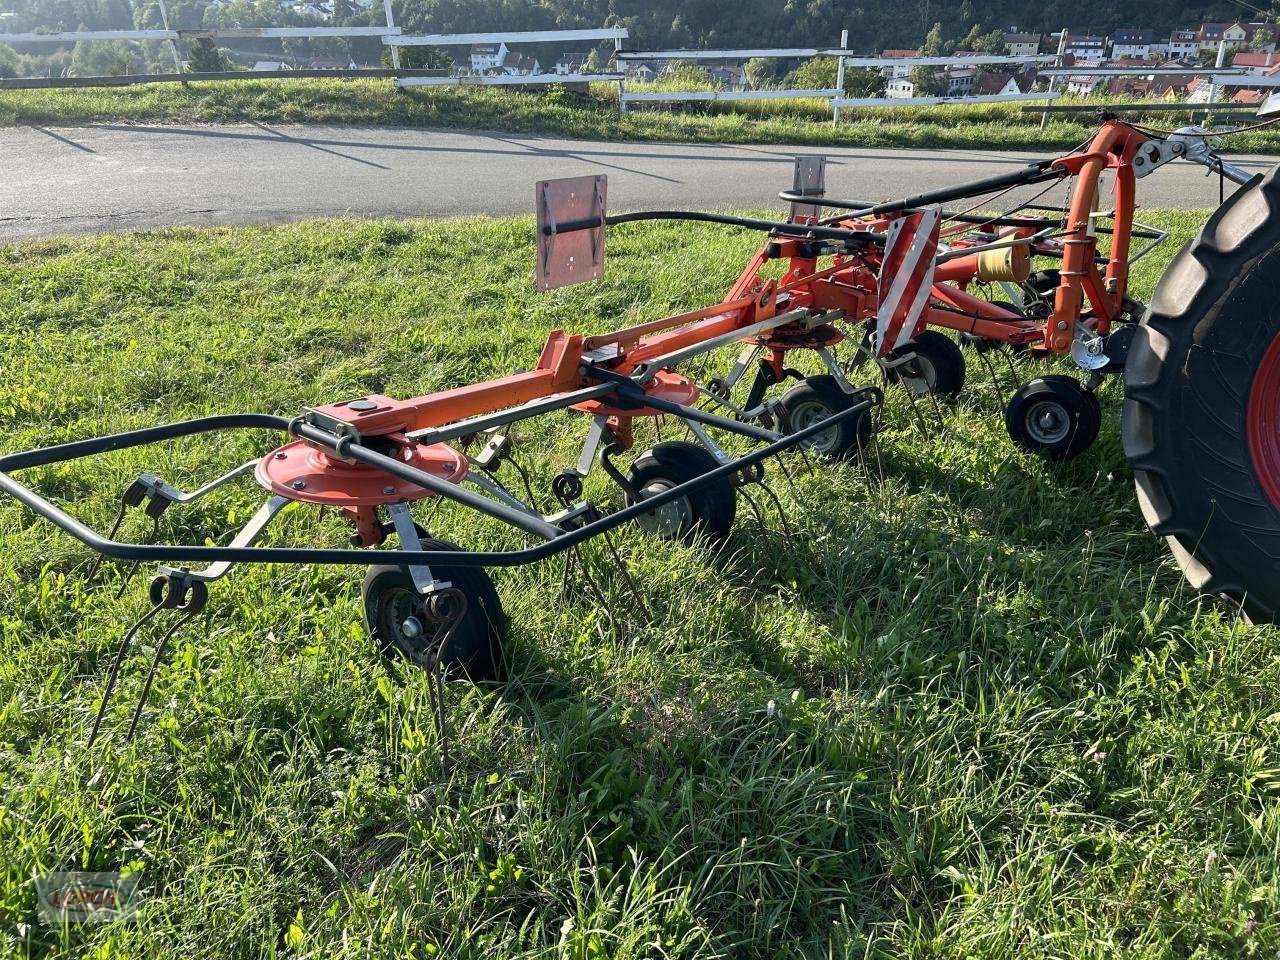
[113,517,160,600]
[422,588,466,774]
[977,348,1009,408]
[86,601,166,748]
[599,529,652,622]
[509,456,542,514]
[572,545,618,637]
[773,453,812,510]
[756,479,796,547]
[738,485,768,531]
[85,503,129,583]
[123,608,196,743]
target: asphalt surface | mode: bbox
[2,122,1276,240]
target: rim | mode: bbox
[789,398,839,454]
[378,585,448,665]
[1247,331,1280,512]
[635,480,692,537]
[1025,399,1071,445]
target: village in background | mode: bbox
[1,3,1279,107]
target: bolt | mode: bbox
[291,479,306,490]
[275,452,287,460]
[400,616,423,639]
[383,485,396,495]
[1057,321,1069,330]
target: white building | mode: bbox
[885,77,916,98]
[1004,32,1041,57]
[946,66,977,95]
[1065,35,1107,61]
[1167,30,1200,59]
[1111,28,1154,59]
[469,42,509,72]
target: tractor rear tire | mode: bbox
[1122,165,1280,623]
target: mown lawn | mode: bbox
[1,209,1279,958]
[2,78,1280,155]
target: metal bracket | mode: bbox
[388,502,446,594]
[1070,322,1110,371]
[789,156,827,221]
[1132,138,1185,178]
[536,174,608,291]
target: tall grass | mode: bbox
[1,78,1278,154]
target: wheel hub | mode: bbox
[1027,400,1070,444]
[635,481,692,538]
[789,399,838,454]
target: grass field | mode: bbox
[2,78,1280,155]
[2,209,1280,958]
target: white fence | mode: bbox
[0,19,1262,116]
[388,28,627,91]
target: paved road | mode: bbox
[2,122,1276,240]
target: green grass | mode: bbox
[3,77,1280,154]
[2,209,1279,958]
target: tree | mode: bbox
[186,37,227,72]
[911,64,950,96]
[584,48,603,73]
[70,39,136,77]
[844,67,886,97]
[744,56,776,89]
[1252,27,1276,52]
[391,46,453,71]
[785,56,837,91]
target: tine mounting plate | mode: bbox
[535,174,608,291]
[789,156,826,221]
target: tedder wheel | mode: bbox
[777,374,873,460]
[1004,375,1101,461]
[1123,165,1280,622]
[625,440,736,542]
[892,330,966,398]
[363,539,506,679]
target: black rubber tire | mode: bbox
[1122,165,1280,623]
[625,441,736,542]
[776,375,873,460]
[1004,375,1101,461]
[892,330,966,398]
[362,540,506,679]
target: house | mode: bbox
[1233,51,1280,75]
[707,64,746,89]
[499,51,540,75]
[253,61,292,71]
[1111,28,1154,59]
[469,42,508,72]
[885,77,916,98]
[1167,29,1201,59]
[625,61,657,82]
[974,70,1037,95]
[1066,74,1105,95]
[555,52,588,75]
[880,49,919,79]
[1004,32,1041,57]
[945,65,977,95]
[1065,35,1107,62]
[1233,88,1265,104]
[305,57,355,70]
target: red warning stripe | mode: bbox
[875,209,941,358]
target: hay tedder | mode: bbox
[1,112,1278,747]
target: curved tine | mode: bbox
[86,601,166,748]
[123,608,197,743]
